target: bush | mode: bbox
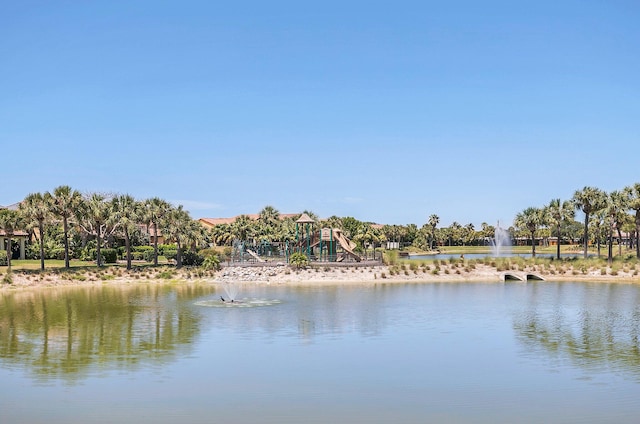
[143,250,157,262]
[202,255,221,271]
[289,252,308,269]
[0,251,6,266]
[101,248,118,264]
[134,245,154,253]
[159,244,177,255]
[164,250,178,261]
[180,250,204,266]
[50,248,65,260]
[384,250,398,266]
[198,248,220,258]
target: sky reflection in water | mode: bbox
[1,281,640,423]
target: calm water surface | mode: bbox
[1,281,640,423]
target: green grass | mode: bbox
[6,257,170,271]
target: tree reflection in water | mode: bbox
[0,284,215,383]
[513,282,640,379]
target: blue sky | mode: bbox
[2,0,639,227]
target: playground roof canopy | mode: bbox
[296,213,315,224]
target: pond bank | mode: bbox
[2,260,640,290]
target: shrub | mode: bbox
[198,248,219,258]
[143,250,156,262]
[0,251,6,266]
[202,255,221,271]
[101,248,118,264]
[384,250,398,266]
[158,270,174,279]
[181,250,204,266]
[50,248,65,260]
[289,252,308,269]
[159,244,177,255]
[164,250,178,262]
[134,245,154,253]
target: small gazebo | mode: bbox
[296,213,315,257]
[0,230,28,260]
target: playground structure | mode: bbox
[229,228,365,264]
[292,214,362,262]
[227,213,381,265]
[303,227,362,262]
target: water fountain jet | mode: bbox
[490,222,512,257]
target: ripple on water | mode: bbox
[194,298,282,308]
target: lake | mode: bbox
[1,280,640,423]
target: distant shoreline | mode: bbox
[2,261,639,290]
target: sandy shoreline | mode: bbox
[2,261,640,290]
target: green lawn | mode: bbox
[3,258,170,271]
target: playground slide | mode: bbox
[334,233,362,262]
[245,249,265,262]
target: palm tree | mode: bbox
[605,190,631,264]
[448,222,462,246]
[572,186,607,259]
[545,199,575,260]
[514,207,545,257]
[161,205,195,269]
[210,223,234,246]
[258,205,280,226]
[628,183,640,259]
[49,185,83,268]
[463,223,475,246]
[82,193,110,267]
[0,209,21,269]
[255,206,282,246]
[19,192,53,270]
[428,214,439,250]
[353,223,382,256]
[231,215,254,242]
[142,197,171,266]
[110,194,139,270]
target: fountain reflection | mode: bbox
[0,284,215,382]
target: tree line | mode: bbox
[514,185,640,263]
[0,186,205,270]
[2,183,640,270]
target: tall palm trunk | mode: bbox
[5,237,12,269]
[616,227,623,258]
[583,212,590,259]
[636,211,640,259]
[176,240,182,269]
[607,221,614,265]
[63,217,70,268]
[530,231,536,257]
[96,225,102,267]
[153,221,159,266]
[38,221,45,271]
[124,227,132,270]
[556,224,561,260]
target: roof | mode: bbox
[0,202,21,211]
[199,213,299,227]
[0,230,29,237]
[296,213,315,223]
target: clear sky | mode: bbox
[2,0,639,227]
